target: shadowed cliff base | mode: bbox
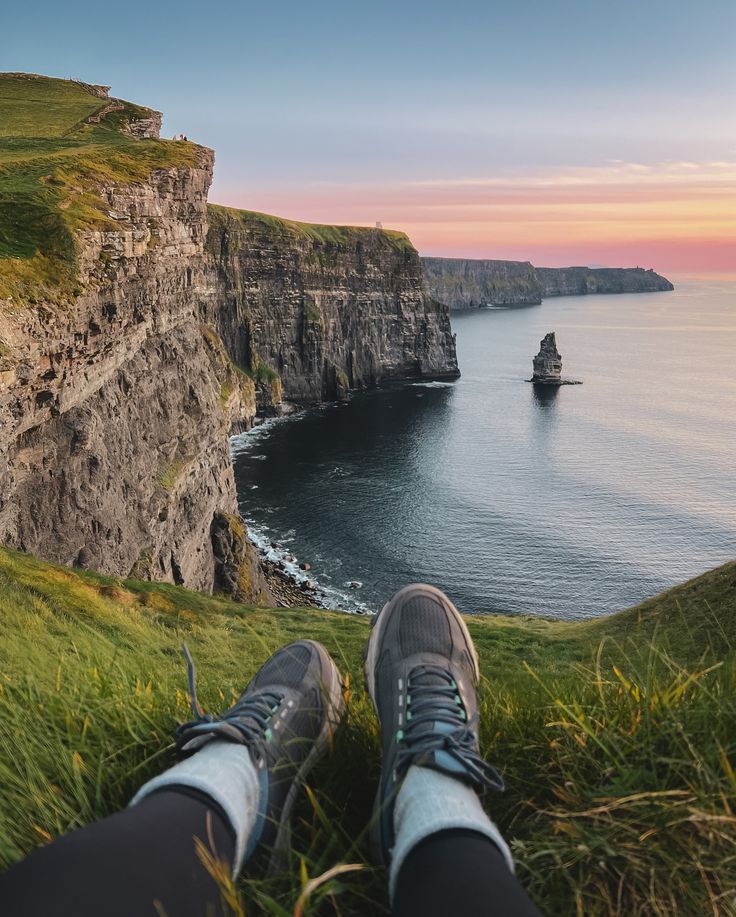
[0,545,734,914]
[422,256,674,309]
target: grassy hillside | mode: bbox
[0,546,734,915]
[209,204,416,255]
[0,73,197,304]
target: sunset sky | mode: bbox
[4,0,735,270]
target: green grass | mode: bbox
[0,547,734,913]
[0,73,198,304]
[246,362,281,385]
[208,204,416,255]
[157,459,190,492]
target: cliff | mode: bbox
[421,257,541,307]
[205,207,459,407]
[535,266,675,297]
[0,74,266,600]
[422,257,673,309]
[0,73,458,597]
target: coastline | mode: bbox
[230,410,373,614]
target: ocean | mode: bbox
[231,276,736,618]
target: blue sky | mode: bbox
[3,0,735,267]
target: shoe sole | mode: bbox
[363,583,480,704]
[267,641,346,872]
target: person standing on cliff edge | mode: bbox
[0,585,542,916]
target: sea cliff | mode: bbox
[205,207,458,409]
[422,257,673,309]
[0,74,458,597]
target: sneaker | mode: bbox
[176,640,345,865]
[364,584,504,862]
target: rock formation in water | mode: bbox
[422,257,674,310]
[0,74,458,599]
[532,332,563,384]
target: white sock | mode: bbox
[388,765,514,901]
[130,741,262,876]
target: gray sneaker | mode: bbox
[364,584,504,862]
[176,640,345,865]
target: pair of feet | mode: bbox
[176,584,504,869]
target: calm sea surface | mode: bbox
[232,277,736,618]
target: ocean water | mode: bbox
[232,277,736,619]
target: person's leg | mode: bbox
[0,788,236,917]
[0,640,344,917]
[393,829,541,917]
[364,584,543,917]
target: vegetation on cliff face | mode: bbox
[0,73,197,304]
[0,546,734,915]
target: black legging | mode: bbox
[0,790,542,916]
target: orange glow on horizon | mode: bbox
[215,160,736,272]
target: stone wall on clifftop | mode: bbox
[205,207,459,407]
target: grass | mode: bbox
[0,73,198,305]
[0,547,734,914]
[247,362,281,385]
[208,204,416,255]
[157,459,190,492]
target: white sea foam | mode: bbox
[240,514,374,615]
[409,381,456,389]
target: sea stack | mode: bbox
[532,332,563,384]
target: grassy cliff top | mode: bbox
[0,545,734,913]
[209,203,416,255]
[0,73,198,305]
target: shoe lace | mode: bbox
[176,644,283,756]
[395,664,505,792]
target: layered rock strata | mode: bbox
[532,332,563,383]
[422,258,673,310]
[0,143,268,599]
[205,207,459,407]
[421,257,541,308]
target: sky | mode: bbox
[3,0,735,270]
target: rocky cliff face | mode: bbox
[0,75,460,600]
[205,207,459,407]
[0,139,267,600]
[422,257,673,309]
[534,266,674,297]
[532,332,563,383]
[421,257,541,308]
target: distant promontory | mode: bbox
[422,257,674,310]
